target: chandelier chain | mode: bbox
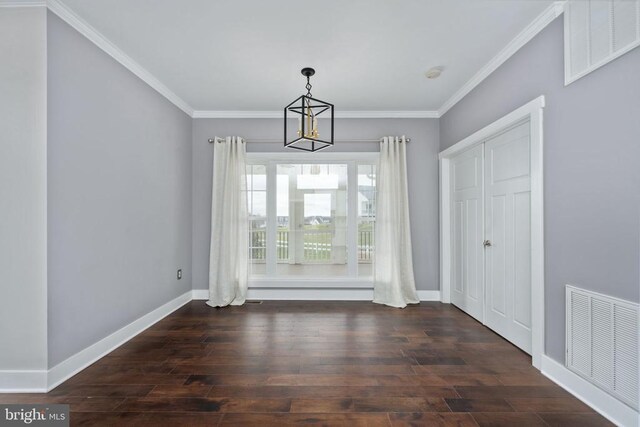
[306,76,312,98]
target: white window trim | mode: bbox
[246,151,379,289]
[246,151,379,163]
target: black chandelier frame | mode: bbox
[284,68,335,152]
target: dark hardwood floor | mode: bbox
[1,301,611,426]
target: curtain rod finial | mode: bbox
[208,138,215,143]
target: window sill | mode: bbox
[248,278,373,289]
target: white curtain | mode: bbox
[207,136,249,307]
[373,136,420,308]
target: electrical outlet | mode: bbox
[177,269,182,280]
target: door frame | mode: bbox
[439,96,545,369]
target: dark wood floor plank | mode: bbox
[48,384,154,397]
[52,396,126,412]
[290,397,449,413]
[299,356,417,365]
[537,412,614,426]
[171,364,300,375]
[455,385,571,399]
[506,397,594,413]
[471,412,547,426]
[495,373,556,386]
[388,412,478,427]
[146,384,213,398]
[218,412,391,427]
[207,385,459,399]
[415,357,466,365]
[445,398,514,412]
[139,412,224,427]
[411,365,495,375]
[265,374,381,386]
[116,396,291,413]
[374,375,450,387]
[168,355,300,366]
[70,411,149,427]
[0,301,609,427]
[299,364,415,375]
[437,374,502,386]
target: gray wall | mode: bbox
[47,12,193,368]
[439,18,640,363]
[0,7,48,373]
[192,118,440,291]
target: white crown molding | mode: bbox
[9,1,562,120]
[437,1,566,117]
[192,111,282,119]
[46,0,194,117]
[0,0,45,7]
[192,110,440,119]
[541,355,639,427]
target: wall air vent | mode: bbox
[566,285,639,410]
[564,0,640,84]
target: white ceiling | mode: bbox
[57,0,554,112]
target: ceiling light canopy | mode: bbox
[284,68,334,152]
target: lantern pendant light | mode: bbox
[284,68,334,152]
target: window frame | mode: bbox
[246,151,379,288]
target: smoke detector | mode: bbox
[425,67,443,79]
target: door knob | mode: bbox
[483,240,492,247]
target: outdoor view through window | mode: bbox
[247,162,376,278]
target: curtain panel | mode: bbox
[373,136,420,308]
[207,136,249,307]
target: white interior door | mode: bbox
[484,121,532,354]
[450,145,484,322]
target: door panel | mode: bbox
[484,121,532,354]
[513,191,531,329]
[453,201,464,294]
[450,145,484,322]
[488,194,507,317]
[465,198,481,300]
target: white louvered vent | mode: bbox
[566,285,639,410]
[564,0,640,84]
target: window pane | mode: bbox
[247,164,266,191]
[247,164,267,275]
[276,163,348,277]
[358,164,376,277]
[276,173,290,262]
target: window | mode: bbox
[246,153,377,279]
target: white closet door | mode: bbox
[450,145,484,322]
[484,121,532,354]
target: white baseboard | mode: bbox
[417,290,441,301]
[541,355,639,427]
[192,289,208,300]
[193,288,441,302]
[0,370,47,393]
[46,290,192,392]
[2,287,442,393]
